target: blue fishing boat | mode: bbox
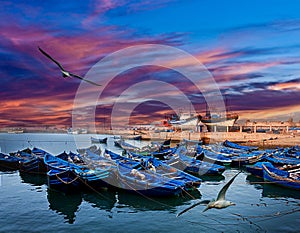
[129,147,176,160]
[159,138,171,150]
[56,151,74,162]
[104,149,201,190]
[114,139,173,159]
[145,157,201,190]
[132,135,142,140]
[203,144,265,167]
[223,140,258,151]
[246,161,274,178]
[116,162,183,197]
[230,152,265,167]
[56,151,85,164]
[91,137,107,144]
[127,152,201,190]
[47,169,81,193]
[18,148,47,174]
[265,152,300,166]
[114,139,138,149]
[199,147,232,166]
[269,146,300,159]
[45,153,86,192]
[262,163,300,190]
[104,149,124,160]
[183,138,202,145]
[166,146,225,176]
[44,153,111,192]
[0,152,23,170]
[247,161,300,178]
[77,149,119,189]
[77,145,102,156]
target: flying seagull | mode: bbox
[176,172,241,217]
[38,47,101,86]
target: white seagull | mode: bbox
[176,172,241,217]
[38,47,101,86]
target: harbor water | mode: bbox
[0,133,299,233]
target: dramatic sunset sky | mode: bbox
[1,0,300,129]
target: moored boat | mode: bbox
[104,149,201,191]
[44,153,112,192]
[262,163,300,190]
[115,162,184,197]
[0,152,22,170]
[199,147,232,166]
[200,111,239,132]
[223,140,258,151]
[47,168,81,193]
[247,161,300,178]
[166,146,226,176]
[114,139,138,149]
[202,144,265,167]
[265,152,300,166]
[246,161,273,178]
[91,137,108,144]
[230,152,265,167]
[128,153,201,190]
[18,148,48,174]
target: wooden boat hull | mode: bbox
[20,157,47,174]
[201,149,232,166]
[91,137,107,144]
[262,164,300,190]
[116,164,183,197]
[130,148,176,160]
[265,154,300,166]
[246,165,263,178]
[170,147,226,176]
[106,149,201,190]
[45,153,113,192]
[0,153,21,170]
[230,153,264,167]
[47,169,82,193]
[245,161,273,178]
[223,140,258,151]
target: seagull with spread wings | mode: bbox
[38,47,101,86]
[177,172,241,217]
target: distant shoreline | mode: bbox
[0,130,299,148]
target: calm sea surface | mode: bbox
[0,133,299,233]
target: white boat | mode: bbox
[7,129,24,134]
[200,113,238,127]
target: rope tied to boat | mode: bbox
[55,173,79,184]
[179,186,197,200]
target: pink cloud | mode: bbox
[268,82,300,91]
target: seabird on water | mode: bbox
[176,172,241,217]
[38,47,101,86]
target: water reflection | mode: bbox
[262,183,300,200]
[0,167,16,172]
[47,189,82,224]
[0,167,17,174]
[16,166,204,223]
[19,172,47,186]
[246,174,300,200]
[116,189,201,213]
[18,171,82,224]
[246,174,264,190]
[45,189,202,223]
[199,174,225,182]
[83,190,117,213]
